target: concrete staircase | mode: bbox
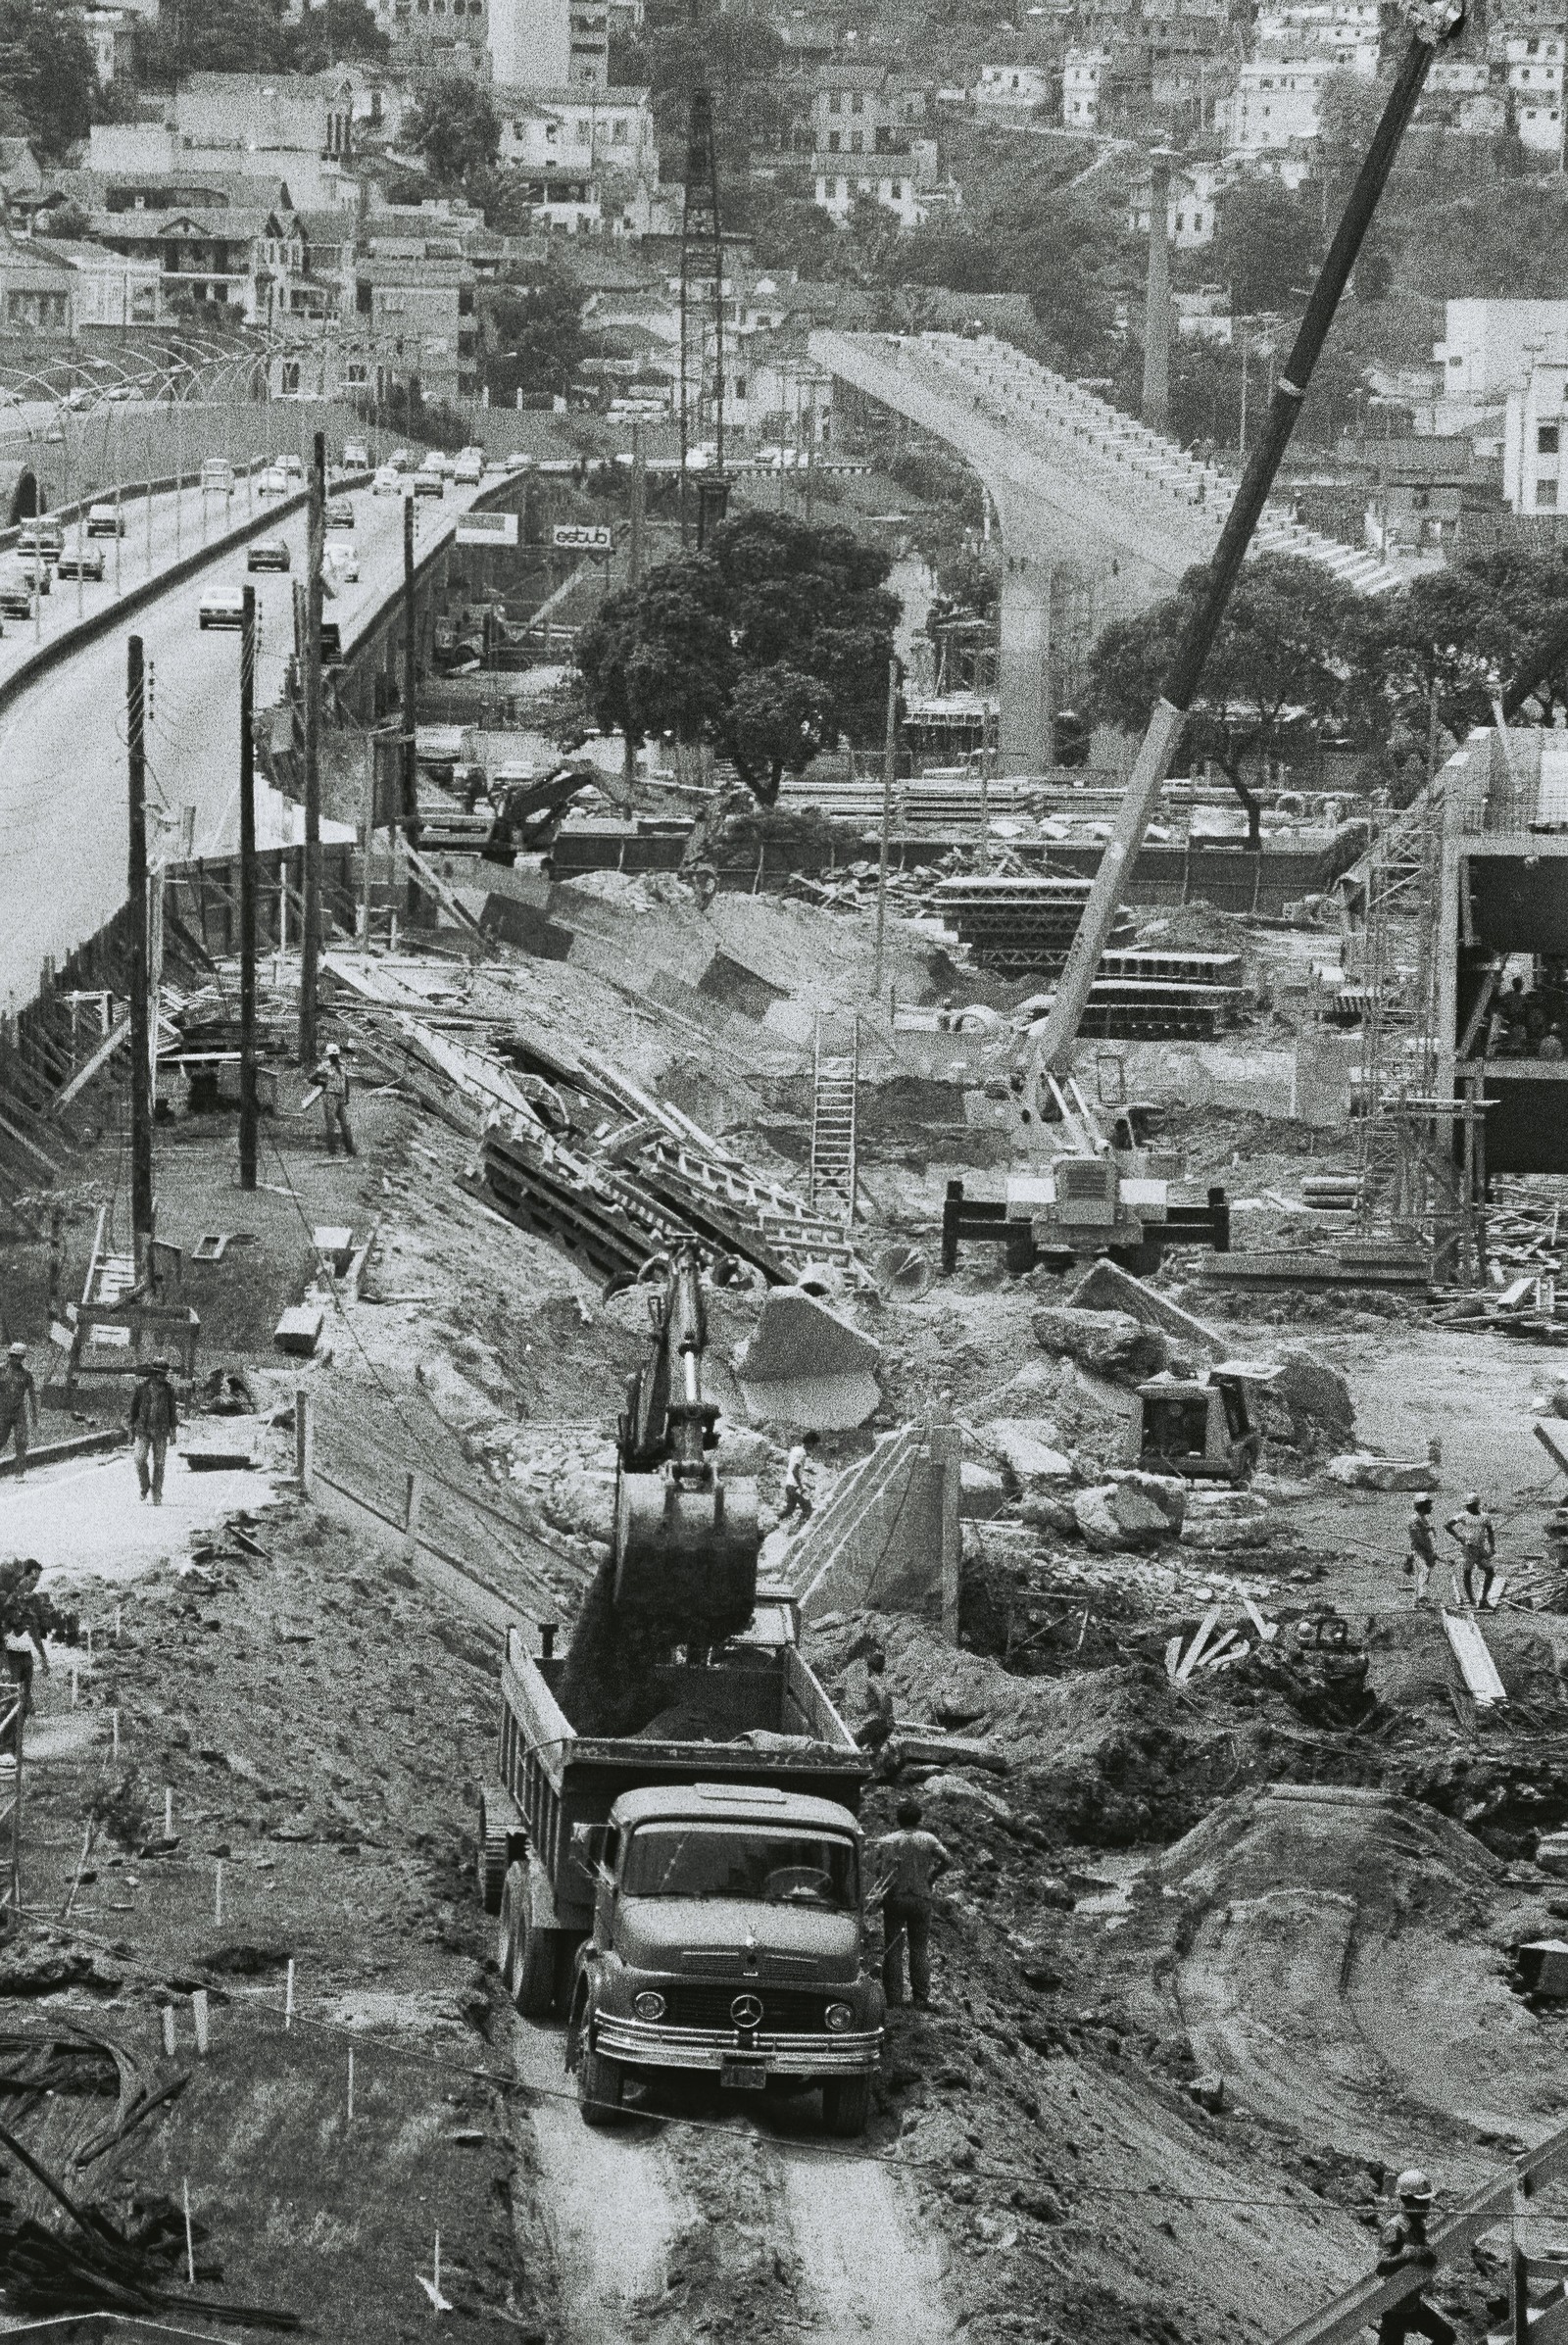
[775,1423,959,1627]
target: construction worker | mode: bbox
[128,1357,177,1505]
[0,1559,50,1751]
[1374,2169,1454,2345]
[781,1432,819,1527]
[1445,1493,1496,1609]
[872,1797,952,2010]
[0,1344,38,1480]
[855,1648,896,1755]
[313,1043,355,1158]
[1405,1496,1437,1603]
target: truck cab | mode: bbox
[568,1782,883,2134]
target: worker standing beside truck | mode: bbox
[874,1798,952,2010]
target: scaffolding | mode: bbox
[1349,773,1484,1284]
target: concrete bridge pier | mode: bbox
[996,541,1053,776]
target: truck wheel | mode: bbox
[577,2042,625,2126]
[475,1789,512,1915]
[515,1917,556,2019]
[821,2074,871,2137]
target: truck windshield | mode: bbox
[621,1824,858,1910]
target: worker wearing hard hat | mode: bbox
[1444,1493,1496,1610]
[1374,2170,1454,2345]
[312,1042,356,1158]
[0,1343,38,1481]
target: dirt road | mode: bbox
[510,2014,953,2345]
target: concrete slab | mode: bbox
[736,1289,882,1430]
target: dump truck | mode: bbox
[476,1619,883,2132]
[476,1237,884,2133]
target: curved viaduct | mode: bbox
[810,329,1402,774]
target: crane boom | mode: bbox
[1020,0,1464,1133]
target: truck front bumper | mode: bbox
[593,2014,883,2075]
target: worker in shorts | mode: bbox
[1444,1493,1496,1608]
[0,1344,37,1479]
[1404,1496,1437,1604]
[1374,2169,1454,2345]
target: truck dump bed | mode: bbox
[498,1629,869,1928]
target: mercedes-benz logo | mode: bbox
[729,1993,763,2028]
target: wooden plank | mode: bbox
[50,1013,131,1111]
[1242,1595,1278,1643]
[1176,1604,1221,1684]
[1442,1607,1507,1706]
[0,1099,63,1174]
[1164,1634,1182,1682]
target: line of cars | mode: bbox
[370,444,490,500]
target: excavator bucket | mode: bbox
[612,1469,761,1641]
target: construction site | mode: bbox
[4,13,1568,2345]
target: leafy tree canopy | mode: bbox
[406,73,498,186]
[480,269,586,403]
[0,0,100,159]
[1213,177,1321,317]
[575,512,900,804]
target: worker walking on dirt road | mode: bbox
[1374,2169,1454,2345]
[313,1043,355,1158]
[1405,1497,1437,1604]
[1445,1494,1496,1609]
[873,1799,952,2011]
[0,1344,38,1480]
[128,1358,177,1505]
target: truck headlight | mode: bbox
[825,2003,855,2032]
[633,1991,666,2022]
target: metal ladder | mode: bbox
[808,1011,858,1224]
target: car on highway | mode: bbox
[326,496,355,529]
[371,466,404,495]
[247,537,291,572]
[281,454,304,480]
[56,545,106,581]
[413,467,444,497]
[0,577,37,619]
[200,459,234,499]
[324,544,360,584]
[18,518,63,561]
[454,450,483,484]
[86,502,125,536]
[258,466,288,496]
[198,585,245,631]
[342,441,369,469]
[387,448,414,472]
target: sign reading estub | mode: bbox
[456,512,519,546]
[552,523,614,553]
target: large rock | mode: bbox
[735,1288,881,1430]
[960,1461,1008,1519]
[1033,1306,1171,1390]
[985,1418,1075,1485]
[1326,1451,1439,1492]
[1265,1346,1354,1454]
[1103,1468,1187,1529]
[1073,1481,1177,1552]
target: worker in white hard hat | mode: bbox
[1443,1492,1495,1610]
[1374,2169,1454,2345]
[0,1343,37,1481]
[311,1041,356,1158]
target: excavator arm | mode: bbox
[1016,0,1465,1141]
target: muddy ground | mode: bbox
[2,880,1567,2344]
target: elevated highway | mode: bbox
[810,329,1404,772]
[0,472,494,1013]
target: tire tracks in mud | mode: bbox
[509,2016,954,2345]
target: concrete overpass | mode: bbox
[810,329,1404,773]
[0,470,498,1015]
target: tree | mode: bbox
[0,0,100,158]
[480,270,585,404]
[1084,553,1366,790]
[289,0,388,67]
[133,0,293,81]
[1348,548,1568,757]
[1214,178,1320,316]
[575,512,900,804]
[406,73,498,187]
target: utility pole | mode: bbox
[126,636,154,1270]
[401,491,423,923]
[629,420,646,585]
[299,429,324,1063]
[239,586,259,1189]
[872,657,898,1002]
